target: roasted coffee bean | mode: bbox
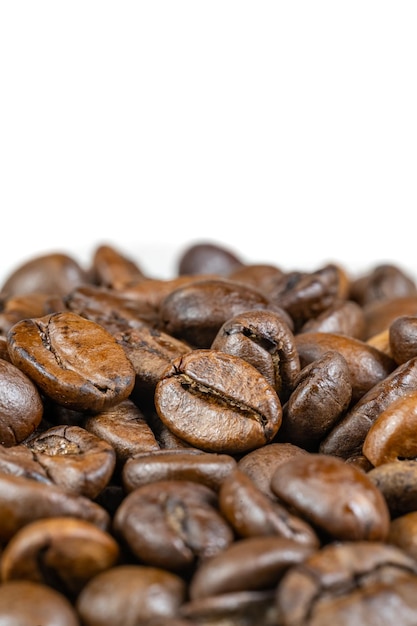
[270,453,390,541]
[0,442,52,483]
[320,356,417,459]
[178,241,244,276]
[0,292,65,336]
[362,392,417,465]
[76,564,186,626]
[350,263,417,307]
[388,511,417,560]
[7,311,136,412]
[23,425,116,498]
[159,277,291,347]
[0,357,44,445]
[295,331,396,404]
[189,536,315,600]
[275,541,417,626]
[277,351,352,451]
[0,517,119,596]
[270,264,348,331]
[91,243,147,290]
[84,399,160,467]
[113,479,234,572]
[154,349,282,454]
[211,309,300,402]
[0,579,80,625]
[0,473,110,544]
[363,295,417,339]
[237,442,308,500]
[180,589,277,626]
[299,298,366,339]
[113,324,191,401]
[218,469,319,548]
[64,284,154,333]
[228,263,286,293]
[0,252,90,297]
[389,315,417,364]
[0,336,10,360]
[367,460,417,517]
[122,449,237,493]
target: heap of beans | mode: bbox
[1,241,417,625]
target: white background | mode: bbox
[1,1,416,284]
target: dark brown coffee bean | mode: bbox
[122,449,237,493]
[275,541,417,626]
[0,473,110,544]
[7,311,136,412]
[180,589,277,626]
[189,536,315,600]
[1,252,90,297]
[270,264,348,331]
[113,324,191,401]
[0,442,52,483]
[0,357,44,446]
[0,579,80,625]
[23,425,117,498]
[211,309,300,402]
[295,331,396,404]
[154,349,282,454]
[320,356,417,459]
[277,351,352,451]
[388,511,417,561]
[299,298,366,339]
[84,399,160,466]
[218,469,319,548]
[64,284,154,333]
[237,442,308,500]
[0,517,119,596]
[362,392,417,465]
[350,263,417,307]
[228,263,285,293]
[159,277,290,347]
[367,460,417,517]
[76,564,186,626]
[177,242,244,276]
[91,243,147,289]
[113,479,234,572]
[389,315,417,364]
[363,295,417,339]
[270,453,390,541]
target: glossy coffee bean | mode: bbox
[84,398,160,467]
[388,511,417,561]
[154,349,282,454]
[237,442,308,500]
[177,241,244,276]
[295,331,396,404]
[189,536,315,600]
[113,479,234,572]
[218,469,319,548]
[276,541,417,626]
[159,277,289,347]
[367,460,417,517]
[122,449,237,493]
[299,298,366,339]
[270,453,390,541]
[211,309,300,402]
[0,252,90,297]
[0,579,80,625]
[277,351,352,451]
[0,473,110,544]
[389,315,417,364]
[180,589,277,626]
[0,357,44,446]
[320,356,417,459]
[363,295,417,339]
[76,564,186,626]
[23,425,117,498]
[91,243,147,289]
[350,263,417,307]
[362,392,417,465]
[7,311,136,412]
[0,516,119,596]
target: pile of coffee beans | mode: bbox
[2,241,417,625]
